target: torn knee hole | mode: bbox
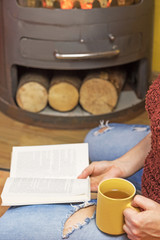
[63,205,96,237]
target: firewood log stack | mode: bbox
[48,74,82,112]
[16,73,49,113]
[79,70,126,115]
[16,70,126,115]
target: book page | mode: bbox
[1,177,90,206]
[10,143,89,179]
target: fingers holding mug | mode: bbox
[123,207,141,239]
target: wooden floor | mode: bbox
[0,110,150,217]
[0,110,150,169]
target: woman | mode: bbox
[0,77,160,240]
[78,76,160,239]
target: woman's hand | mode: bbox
[123,195,160,240]
[78,133,151,192]
[78,160,124,191]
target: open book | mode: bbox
[1,143,90,206]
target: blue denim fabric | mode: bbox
[0,123,150,240]
[84,123,150,190]
[0,200,129,240]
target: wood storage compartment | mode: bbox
[48,74,82,112]
[16,72,49,113]
[79,70,126,115]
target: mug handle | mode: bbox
[126,203,140,212]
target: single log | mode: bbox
[107,69,126,94]
[48,74,82,112]
[16,72,49,113]
[79,70,126,115]
[117,0,134,6]
[98,0,108,8]
[18,0,41,7]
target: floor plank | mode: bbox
[0,170,9,217]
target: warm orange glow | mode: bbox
[42,0,113,9]
[42,0,54,8]
[60,0,74,9]
[42,0,46,7]
[107,0,112,7]
[80,3,93,9]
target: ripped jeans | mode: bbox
[0,123,150,240]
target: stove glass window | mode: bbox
[17,0,141,9]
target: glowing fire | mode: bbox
[42,0,113,9]
[107,0,112,7]
[60,0,74,9]
[80,0,93,9]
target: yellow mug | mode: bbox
[96,178,138,235]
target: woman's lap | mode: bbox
[0,201,129,240]
[0,123,150,240]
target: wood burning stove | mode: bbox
[0,0,154,129]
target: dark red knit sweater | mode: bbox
[141,76,160,203]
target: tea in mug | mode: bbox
[96,178,137,235]
[103,189,130,199]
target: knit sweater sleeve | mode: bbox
[145,76,160,119]
[142,76,160,203]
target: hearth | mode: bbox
[0,0,154,129]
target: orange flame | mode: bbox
[80,0,93,9]
[107,0,112,7]
[60,0,74,9]
[42,0,54,8]
[42,0,113,9]
[80,3,93,9]
[42,0,46,7]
